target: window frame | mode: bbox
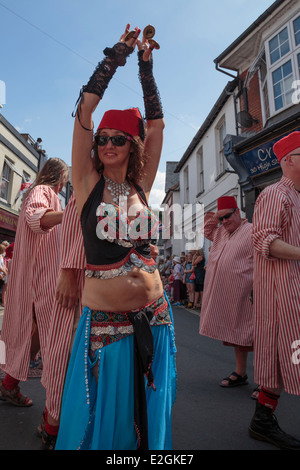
[0,159,13,203]
[215,116,227,177]
[196,146,204,196]
[264,13,300,117]
[183,165,189,204]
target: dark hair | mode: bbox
[23,158,69,202]
[92,134,148,184]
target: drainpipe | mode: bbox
[215,62,238,80]
[215,62,243,136]
[215,62,244,99]
[243,87,249,112]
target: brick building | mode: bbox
[215,0,300,219]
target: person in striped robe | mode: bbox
[199,196,254,389]
[0,158,69,407]
[249,131,300,450]
[39,193,86,449]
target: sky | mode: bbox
[0,0,276,207]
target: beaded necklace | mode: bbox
[104,175,130,204]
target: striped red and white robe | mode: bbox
[41,194,85,421]
[199,214,254,347]
[0,185,61,381]
[252,176,300,395]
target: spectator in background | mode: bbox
[168,268,174,302]
[158,258,165,276]
[192,249,206,309]
[0,244,7,306]
[163,255,172,277]
[2,243,14,307]
[172,256,185,306]
[184,252,195,308]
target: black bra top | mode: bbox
[80,175,158,272]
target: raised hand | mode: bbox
[137,25,160,62]
[120,23,141,49]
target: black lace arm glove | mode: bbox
[83,42,133,97]
[138,50,163,121]
[73,42,134,129]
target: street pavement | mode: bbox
[0,304,299,453]
[172,305,300,451]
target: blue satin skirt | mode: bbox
[55,295,177,450]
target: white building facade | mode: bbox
[171,80,242,257]
[214,0,300,220]
[0,112,69,242]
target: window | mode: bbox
[0,160,12,202]
[259,54,270,120]
[216,118,227,175]
[183,166,189,204]
[264,13,300,115]
[272,59,293,110]
[294,15,300,46]
[269,27,290,64]
[196,147,204,194]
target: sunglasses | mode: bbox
[218,208,236,222]
[95,134,132,147]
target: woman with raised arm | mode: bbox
[55,25,176,451]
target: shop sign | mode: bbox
[0,207,18,232]
[240,127,300,177]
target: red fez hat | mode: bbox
[97,108,143,138]
[217,196,238,211]
[273,131,300,162]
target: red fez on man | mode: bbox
[217,196,238,212]
[273,131,300,162]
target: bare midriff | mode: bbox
[82,267,163,311]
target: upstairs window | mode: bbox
[216,117,227,176]
[183,166,189,204]
[265,13,300,115]
[0,160,12,202]
[272,59,293,110]
[294,15,300,46]
[269,27,290,64]
[196,147,204,195]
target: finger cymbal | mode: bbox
[148,39,160,50]
[124,30,137,41]
[143,25,155,39]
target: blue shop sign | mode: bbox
[239,127,300,177]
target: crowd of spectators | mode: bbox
[157,250,206,309]
[0,240,13,307]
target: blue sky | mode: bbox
[0,0,275,206]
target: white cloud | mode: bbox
[149,170,166,209]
